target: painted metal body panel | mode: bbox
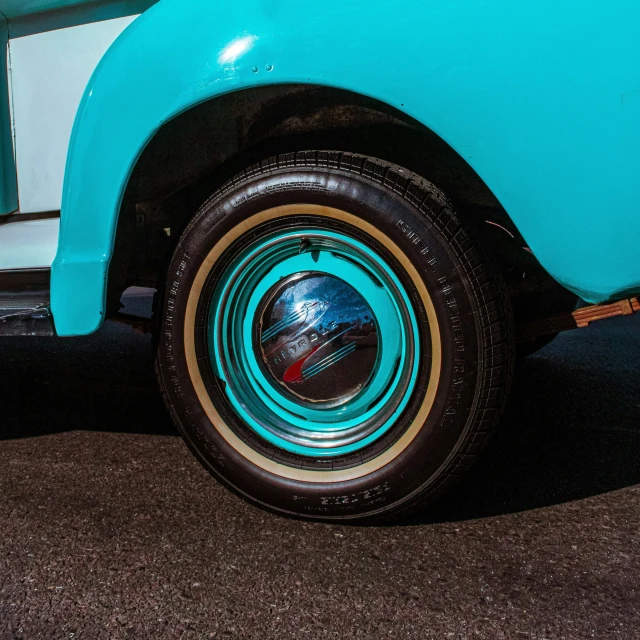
[8,16,137,213]
[5,0,157,39]
[0,17,17,215]
[0,217,59,269]
[0,0,100,19]
[51,0,640,336]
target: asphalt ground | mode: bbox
[0,306,639,639]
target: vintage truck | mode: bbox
[1,0,638,521]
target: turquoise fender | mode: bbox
[51,0,640,336]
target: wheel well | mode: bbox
[107,83,559,319]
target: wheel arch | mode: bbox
[104,84,511,317]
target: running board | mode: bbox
[0,269,55,336]
[518,296,640,343]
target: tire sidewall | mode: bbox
[159,166,487,520]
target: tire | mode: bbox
[156,151,514,522]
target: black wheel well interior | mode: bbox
[108,83,564,320]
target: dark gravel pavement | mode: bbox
[0,312,639,639]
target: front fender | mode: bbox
[51,0,640,335]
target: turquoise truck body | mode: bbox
[0,0,638,335]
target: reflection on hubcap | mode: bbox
[257,273,379,407]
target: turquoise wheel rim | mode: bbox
[207,226,421,457]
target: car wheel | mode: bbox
[156,151,514,522]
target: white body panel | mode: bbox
[0,217,59,269]
[8,16,138,214]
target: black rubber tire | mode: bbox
[155,151,515,522]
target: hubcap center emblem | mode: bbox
[256,272,379,406]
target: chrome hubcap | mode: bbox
[257,272,379,407]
